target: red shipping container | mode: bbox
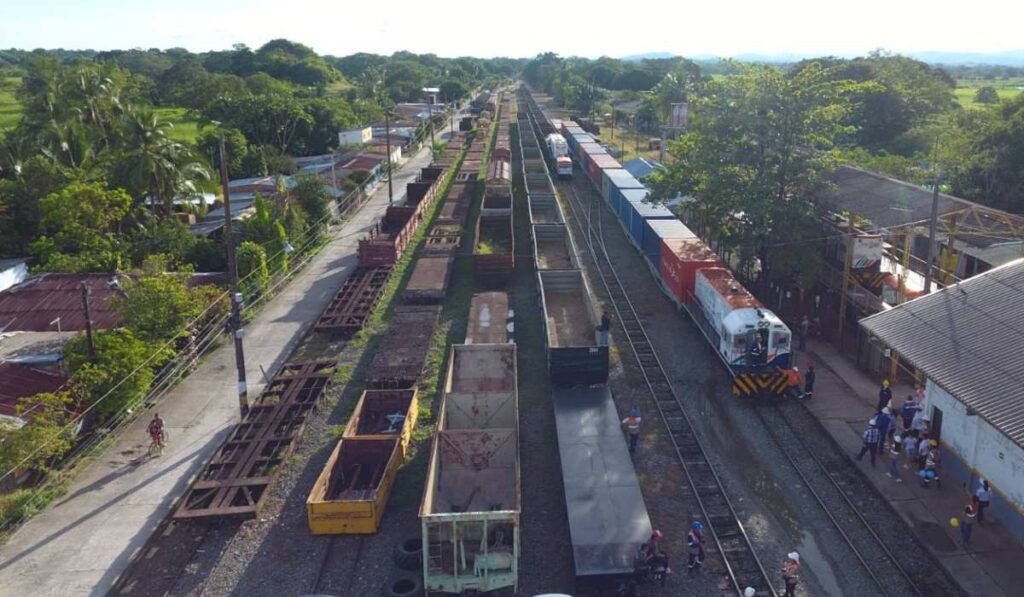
[660,238,721,304]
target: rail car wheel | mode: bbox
[392,537,423,570]
[383,576,422,597]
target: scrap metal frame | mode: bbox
[173,360,336,519]
[314,267,392,336]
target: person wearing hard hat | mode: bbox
[783,366,803,400]
[781,551,801,597]
[621,407,642,455]
[877,379,893,413]
[744,588,757,597]
[686,521,705,575]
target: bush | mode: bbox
[186,237,227,272]
[65,330,166,421]
[237,241,269,305]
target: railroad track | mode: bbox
[756,400,965,597]
[552,160,776,595]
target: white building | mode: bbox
[0,259,29,293]
[338,127,373,147]
[862,259,1024,544]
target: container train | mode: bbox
[524,87,792,374]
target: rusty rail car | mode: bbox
[403,255,455,305]
[365,304,442,389]
[466,292,512,345]
[314,266,392,337]
[422,224,462,254]
[358,205,422,268]
[174,360,336,520]
[474,214,514,287]
[420,343,520,594]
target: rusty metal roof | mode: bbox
[0,363,68,417]
[0,273,126,332]
[861,258,1024,447]
[820,165,968,230]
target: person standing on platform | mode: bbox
[621,407,642,454]
[887,434,903,482]
[876,407,893,453]
[599,310,612,346]
[877,379,893,414]
[803,362,816,400]
[857,419,881,466]
[901,395,920,432]
[975,479,993,525]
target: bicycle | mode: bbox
[148,429,168,457]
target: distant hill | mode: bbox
[622,50,1024,66]
[620,52,678,61]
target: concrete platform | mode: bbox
[800,338,1024,596]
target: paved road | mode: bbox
[0,114,464,597]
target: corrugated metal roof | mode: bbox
[0,362,68,417]
[861,258,1024,447]
[0,274,126,332]
[820,165,968,230]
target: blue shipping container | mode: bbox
[641,218,695,267]
[603,170,645,220]
[622,190,674,247]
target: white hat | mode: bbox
[788,551,800,562]
[744,588,757,597]
[883,407,891,414]
[793,366,800,372]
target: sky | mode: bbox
[2,0,1021,59]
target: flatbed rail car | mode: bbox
[552,386,652,577]
[538,269,609,386]
[527,194,565,225]
[466,292,512,345]
[420,343,520,595]
[365,304,442,389]
[314,266,392,337]
[358,205,422,268]
[422,224,462,254]
[473,214,514,287]
[533,224,580,271]
[306,437,401,535]
[403,255,455,305]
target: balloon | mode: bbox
[926,471,936,479]
[950,517,960,528]
[918,470,928,478]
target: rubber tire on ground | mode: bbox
[392,537,423,570]
[383,576,422,597]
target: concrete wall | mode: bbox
[927,380,1024,543]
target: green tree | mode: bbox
[128,218,196,267]
[202,93,312,154]
[112,259,218,342]
[292,174,331,230]
[974,86,1000,105]
[108,110,211,211]
[29,182,132,272]
[648,62,861,284]
[0,392,76,474]
[237,241,269,304]
[186,237,227,272]
[0,156,69,257]
[652,60,703,120]
[66,329,165,420]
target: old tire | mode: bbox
[393,537,423,570]
[383,576,422,597]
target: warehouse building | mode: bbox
[861,259,1024,544]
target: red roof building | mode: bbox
[0,362,68,419]
[0,273,127,332]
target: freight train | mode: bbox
[523,86,793,376]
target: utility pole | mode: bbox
[427,95,435,146]
[384,106,394,205]
[80,283,96,362]
[219,134,249,418]
[837,234,852,342]
[923,177,941,294]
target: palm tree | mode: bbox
[653,63,702,121]
[111,110,211,214]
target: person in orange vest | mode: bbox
[783,366,803,400]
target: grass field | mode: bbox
[955,77,1024,108]
[151,107,204,143]
[0,77,23,131]
[0,80,203,143]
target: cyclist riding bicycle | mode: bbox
[148,413,166,455]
